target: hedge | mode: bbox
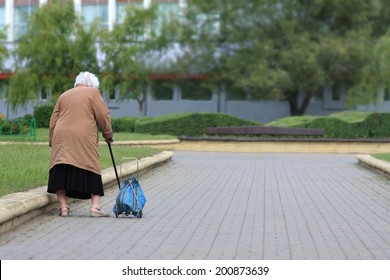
[111,117,138,132]
[134,112,259,136]
[33,104,390,139]
[292,113,390,138]
[34,105,54,128]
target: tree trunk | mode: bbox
[137,99,145,116]
[287,90,312,116]
[137,85,147,116]
[288,90,300,116]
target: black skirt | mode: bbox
[47,164,104,199]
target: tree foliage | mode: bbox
[168,0,390,115]
[0,30,9,72]
[7,0,99,108]
[99,5,161,115]
[5,0,390,117]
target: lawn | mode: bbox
[0,128,177,142]
[0,129,175,196]
[266,111,374,127]
[373,154,390,162]
[0,142,162,197]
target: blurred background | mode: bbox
[0,0,390,123]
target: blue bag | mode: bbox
[113,176,146,218]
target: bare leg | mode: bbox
[90,194,109,217]
[56,190,69,216]
[56,190,68,207]
[91,194,101,210]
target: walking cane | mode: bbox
[108,142,121,190]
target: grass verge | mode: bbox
[0,128,177,143]
[266,111,373,127]
[372,154,390,162]
[0,143,161,197]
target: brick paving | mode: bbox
[0,151,389,260]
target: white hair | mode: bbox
[74,71,100,89]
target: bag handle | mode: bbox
[120,157,139,180]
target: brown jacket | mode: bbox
[49,86,113,175]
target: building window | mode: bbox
[0,80,7,100]
[384,88,390,101]
[14,0,38,39]
[331,82,344,102]
[158,3,179,17]
[180,80,212,100]
[40,88,48,100]
[82,0,109,30]
[226,84,250,101]
[0,1,5,33]
[155,1,180,34]
[116,0,143,24]
[152,80,174,100]
[108,88,116,100]
[186,0,220,39]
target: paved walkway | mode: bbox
[0,151,389,260]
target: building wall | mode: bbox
[2,83,390,123]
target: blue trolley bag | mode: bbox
[113,175,146,218]
[107,143,146,218]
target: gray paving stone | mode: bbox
[0,152,389,260]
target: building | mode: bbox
[0,0,389,122]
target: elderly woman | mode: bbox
[47,71,113,217]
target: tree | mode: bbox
[347,0,390,106]
[347,34,390,106]
[259,0,375,115]
[0,30,9,72]
[7,0,99,108]
[100,5,161,116]
[168,0,385,116]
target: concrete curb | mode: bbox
[100,139,180,146]
[356,154,390,178]
[163,139,390,154]
[0,151,174,234]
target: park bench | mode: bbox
[206,126,324,137]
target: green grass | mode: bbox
[265,111,373,127]
[0,129,173,196]
[0,128,177,143]
[0,143,162,197]
[328,111,373,123]
[372,154,390,162]
[266,116,321,127]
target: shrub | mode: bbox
[0,119,10,134]
[134,112,259,136]
[306,118,363,138]
[34,105,54,128]
[111,117,138,132]
[281,112,390,139]
[0,116,34,135]
[23,114,34,120]
[365,113,390,138]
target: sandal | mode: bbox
[90,206,110,218]
[58,206,70,217]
